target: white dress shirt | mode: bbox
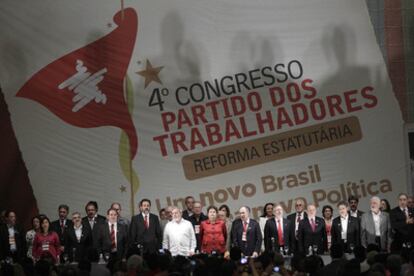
[8,225,16,251]
[350,210,358,218]
[74,225,83,242]
[372,211,381,236]
[340,215,349,240]
[163,219,196,256]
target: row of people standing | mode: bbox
[258,193,414,256]
[1,193,413,265]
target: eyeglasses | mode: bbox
[296,204,302,207]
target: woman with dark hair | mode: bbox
[200,206,227,254]
[26,216,41,260]
[322,205,333,250]
[259,203,274,251]
[218,204,232,258]
[380,199,391,213]
[32,216,61,263]
[218,205,231,219]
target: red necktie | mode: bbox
[277,219,284,246]
[144,215,149,229]
[310,218,316,232]
[243,221,248,233]
[60,220,65,234]
[110,224,116,251]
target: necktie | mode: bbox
[60,220,65,234]
[310,218,315,232]
[277,219,284,246]
[144,215,149,229]
[405,208,409,219]
[110,224,116,251]
[243,221,248,232]
[295,213,301,238]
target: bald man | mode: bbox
[297,204,327,255]
[231,206,262,257]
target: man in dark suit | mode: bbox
[129,198,162,254]
[182,196,195,220]
[81,201,106,244]
[94,208,128,261]
[287,199,308,253]
[64,211,93,262]
[390,193,414,248]
[297,204,327,255]
[231,206,262,257]
[188,201,207,252]
[331,201,360,253]
[264,204,293,254]
[0,210,26,263]
[50,204,73,250]
[348,195,364,222]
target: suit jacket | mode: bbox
[349,210,364,223]
[331,216,360,252]
[129,213,162,254]
[0,223,26,261]
[231,218,262,256]
[81,214,106,244]
[390,207,414,246]
[50,219,73,246]
[182,210,193,220]
[360,211,392,251]
[188,213,208,252]
[263,217,293,253]
[287,212,308,253]
[64,225,93,262]
[297,216,327,254]
[94,222,128,259]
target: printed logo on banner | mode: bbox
[16,8,140,214]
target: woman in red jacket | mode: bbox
[199,206,227,254]
[32,216,61,264]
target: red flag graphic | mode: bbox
[17,8,138,159]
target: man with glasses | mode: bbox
[287,199,307,253]
[110,202,130,227]
[297,204,327,255]
[81,201,106,244]
[64,212,92,262]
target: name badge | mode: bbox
[42,241,50,251]
[195,225,200,234]
[8,236,16,246]
[242,231,247,241]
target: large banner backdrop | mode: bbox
[0,0,408,220]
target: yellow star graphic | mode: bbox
[136,59,164,88]
[119,185,127,193]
